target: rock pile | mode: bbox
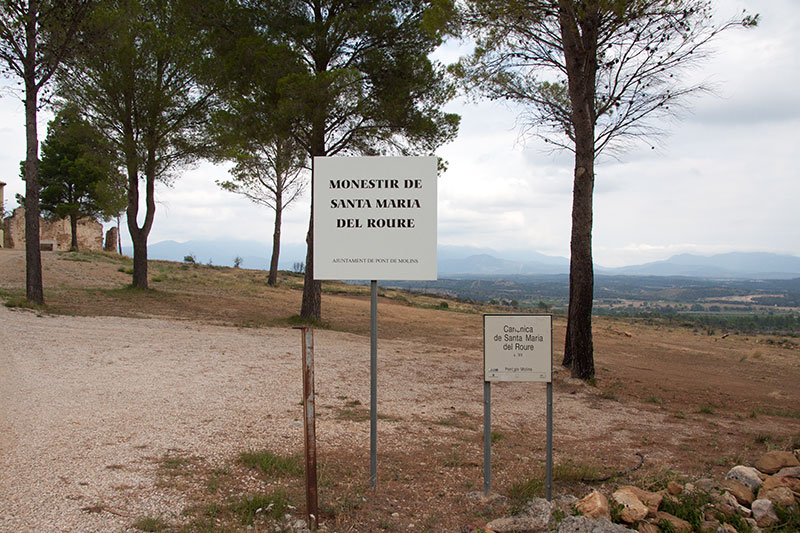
[484,450,799,532]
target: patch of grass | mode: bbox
[716,511,754,533]
[3,296,46,310]
[205,467,230,494]
[600,390,618,401]
[772,504,800,533]
[751,407,800,419]
[660,490,711,530]
[490,430,505,443]
[645,395,663,406]
[230,490,290,525]
[63,250,128,264]
[553,459,601,483]
[151,273,167,282]
[287,314,329,329]
[335,405,370,422]
[696,404,715,415]
[633,468,680,492]
[754,433,774,445]
[443,448,464,467]
[157,455,193,477]
[238,449,302,478]
[508,476,545,510]
[321,488,364,520]
[118,266,134,275]
[132,516,169,532]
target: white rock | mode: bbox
[751,499,779,528]
[725,465,763,493]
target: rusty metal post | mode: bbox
[370,280,378,489]
[294,326,318,529]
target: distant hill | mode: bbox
[129,239,800,279]
[122,239,307,271]
[438,253,569,275]
[603,252,800,279]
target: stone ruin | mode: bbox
[1,174,117,252]
[1,206,108,252]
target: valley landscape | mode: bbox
[1,249,799,532]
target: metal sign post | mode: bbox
[370,280,378,488]
[294,326,318,528]
[313,156,438,490]
[483,314,553,500]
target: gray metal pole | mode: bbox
[546,381,553,501]
[483,380,491,496]
[370,280,378,489]
[546,313,553,501]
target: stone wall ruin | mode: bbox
[2,206,105,252]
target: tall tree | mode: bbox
[216,132,308,286]
[457,0,756,378]
[38,103,125,250]
[203,8,309,286]
[0,0,93,304]
[58,0,215,288]
[251,0,460,320]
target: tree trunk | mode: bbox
[564,166,595,379]
[130,229,148,287]
[300,207,321,319]
[268,198,282,286]
[70,213,79,251]
[300,127,325,320]
[23,15,44,305]
[558,0,599,379]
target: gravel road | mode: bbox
[0,306,394,532]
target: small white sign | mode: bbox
[484,314,552,382]
[314,156,437,280]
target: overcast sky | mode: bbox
[1,0,797,268]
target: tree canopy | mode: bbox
[0,0,94,303]
[457,0,756,378]
[243,0,461,319]
[58,0,217,288]
[38,103,125,250]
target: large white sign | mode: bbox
[314,156,437,280]
[484,314,552,382]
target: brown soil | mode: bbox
[1,249,798,532]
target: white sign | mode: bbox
[314,156,437,280]
[484,314,552,382]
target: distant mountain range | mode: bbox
[126,239,800,280]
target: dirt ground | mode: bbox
[1,249,799,532]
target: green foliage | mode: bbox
[238,449,302,478]
[660,491,712,530]
[238,0,460,319]
[59,0,218,286]
[230,490,290,525]
[37,104,126,233]
[132,516,169,532]
[508,476,546,510]
[4,296,46,311]
[457,0,756,154]
[717,510,754,533]
[697,404,715,415]
[772,504,800,532]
